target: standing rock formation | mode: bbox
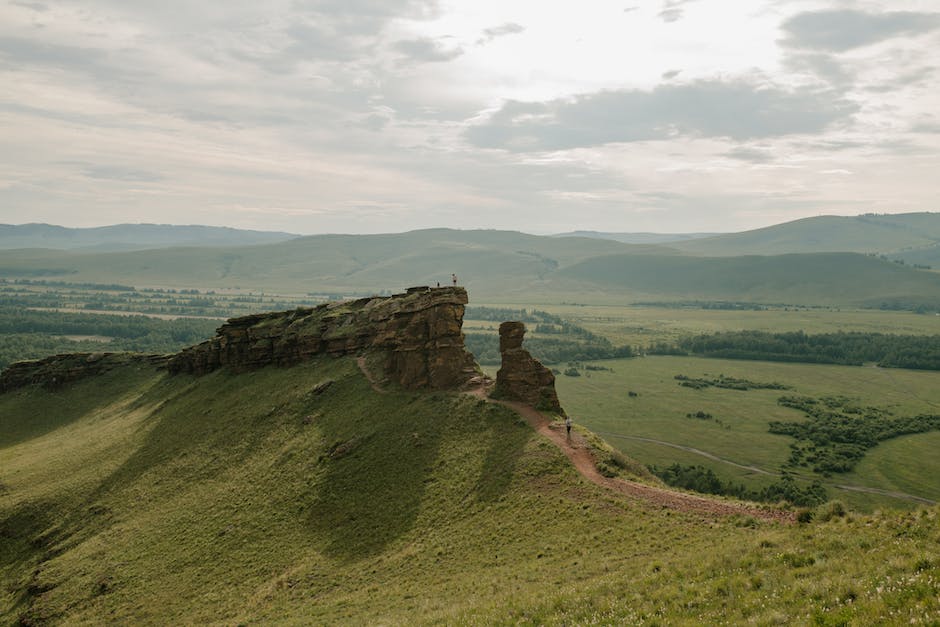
[167,286,478,390]
[493,321,564,414]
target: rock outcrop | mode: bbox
[0,352,170,393]
[166,286,478,390]
[493,321,564,414]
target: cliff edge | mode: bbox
[166,285,478,390]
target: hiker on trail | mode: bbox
[451,273,457,286]
[565,416,572,438]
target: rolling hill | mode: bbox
[2,352,938,623]
[0,229,661,297]
[672,212,940,261]
[552,231,721,244]
[2,226,940,307]
[0,223,299,251]
[557,251,940,308]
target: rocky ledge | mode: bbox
[167,286,478,390]
[0,352,170,393]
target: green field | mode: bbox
[2,356,939,623]
[555,355,940,511]
[530,304,940,348]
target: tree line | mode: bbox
[0,308,219,368]
[653,330,940,371]
[649,463,828,507]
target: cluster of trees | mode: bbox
[0,308,219,368]
[674,374,790,391]
[464,333,634,366]
[2,278,135,291]
[770,395,940,474]
[1,282,310,318]
[649,463,828,507]
[635,300,773,311]
[666,330,940,371]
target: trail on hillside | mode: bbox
[466,385,795,523]
[357,356,387,394]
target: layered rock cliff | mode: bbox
[0,352,169,393]
[167,286,478,389]
[493,321,564,414]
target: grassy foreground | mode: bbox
[1,357,939,624]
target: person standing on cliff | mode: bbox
[565,416,572,439]
[451,273,457,286]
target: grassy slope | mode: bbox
[557,252,940,306]
[555,356,940,511]
[673,213,940,256]
[2,358,939,624]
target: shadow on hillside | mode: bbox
[0,368,161,449]
[83,369,280,508]
[305,395,447,561]
[473,406,528,503]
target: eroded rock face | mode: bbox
[0,287,479,393]
[494,321,564,414]
[166,286,477,390]
[0,353,169,393]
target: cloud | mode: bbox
[784,52,855,88]
[724,147,774,163]
[466,80,858,152]
[82,165,164,183]
[781,9,940,52]
[477,22,525,45]
[661,69,681,80]
[11,1,48,11]
[393,37,463,63]
[0,35,106,69]
[659,0,698,23]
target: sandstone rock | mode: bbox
[166,286,477,390]
[493,321,564,414]
[0,353,170,393]
[0,287,478,393]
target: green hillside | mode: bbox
[0,223,298,251]
[5,227,940,308]
[2,357,939,623]
[0,229,654,298]
[674,212,940,259]
[558,251,940,307]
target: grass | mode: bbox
[2,356,939,623]
[554,355,940,511]
[527,304,940,348]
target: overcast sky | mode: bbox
[1,0,938,234]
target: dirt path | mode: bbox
[467,386,795,523]
[356,356,387,394]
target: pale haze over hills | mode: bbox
[1,1,938,234]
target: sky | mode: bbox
[0,0,938,235]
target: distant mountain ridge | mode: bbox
[552,231,722,244]
[0,223,299,251]
[672,212,940,263]
[1,226,939,308]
